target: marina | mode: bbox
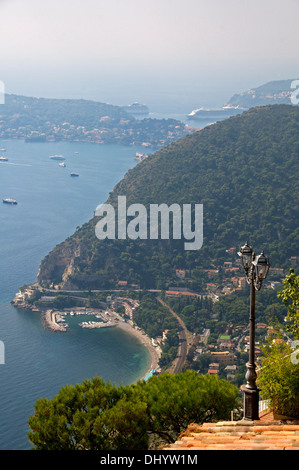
[39,303,161,382]
[12,287,161,380]
[42,307,121,332]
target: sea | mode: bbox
[0,108,215,450]
[0,140,156,450]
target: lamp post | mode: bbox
[238,242,270,420]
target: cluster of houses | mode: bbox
[110,296,139,321]
[171,250,297,300]
[114,249,296,302]
[193,322,272,382]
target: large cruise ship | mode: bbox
[187,105,245,120]
[122,102,149,115]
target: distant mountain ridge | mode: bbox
[36,104,299,290]
[227,79,297,108]
[187,79,298,121]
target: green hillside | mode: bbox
[37,105,299,290]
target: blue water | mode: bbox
[0,140,152,450]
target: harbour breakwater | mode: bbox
[42,309,68,332]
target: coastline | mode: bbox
[116,321,162,381]
[40,306,161,382]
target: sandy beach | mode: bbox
[116,321,162,380]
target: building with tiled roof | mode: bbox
[162,414,299,450]
[210,351,236,365]
[165,290,198,298]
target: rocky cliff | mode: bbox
[37,238,82,288]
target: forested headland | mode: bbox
[36,104,299,290]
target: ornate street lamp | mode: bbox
[238,242,270,420]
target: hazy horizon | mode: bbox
[0,0,298,113]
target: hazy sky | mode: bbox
[0,0,298,111]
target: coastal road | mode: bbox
[33,283,162,295]
[157,297,189,374]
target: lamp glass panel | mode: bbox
[242,254,252,270]
[256,262,269,280]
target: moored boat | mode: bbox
[49,155,65,161]
[3,198,18,205]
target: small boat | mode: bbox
[0,156,8,162]
[49,155,65,161]
[3,198,18,205]
[59,162,66,167]
[0,148,6,151]
[70,172,79,177]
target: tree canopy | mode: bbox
[257,270,299,419]
[28,371,239,450]
[258,339,299,419]
[277,268,299,339]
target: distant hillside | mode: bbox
[36,105,299,290]
[0,94,190,147]
[227,79,296,108]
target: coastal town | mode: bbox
[0,94,196,148]
[11,246,296,386]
